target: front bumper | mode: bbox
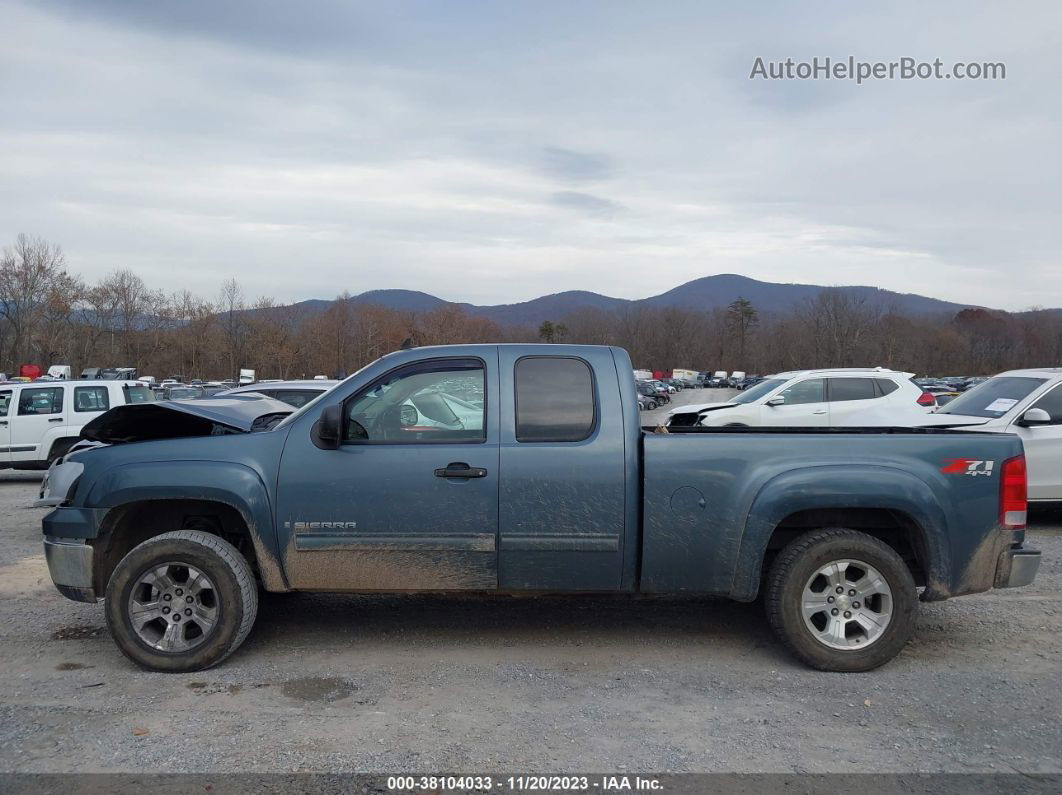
[43,536,97,603]
[996,546,1041,589]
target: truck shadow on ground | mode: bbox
[234,589,1007,673]
[248,591,788,663]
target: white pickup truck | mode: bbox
[0,379,154,469]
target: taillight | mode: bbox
[917,391,936,407]
[1001,455,1027,529]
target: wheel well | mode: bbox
[47,437,80,462]
[763,508,929,587]
[92,499,258,594]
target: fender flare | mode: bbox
[86,460,289,591]
[731,464,950,601]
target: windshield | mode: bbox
[937,376,1046,418]
[731,378,785,405]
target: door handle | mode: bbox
[434,462,488,479]
[48,418,63,423]
[812,410,827,415]
[0,420,6,427]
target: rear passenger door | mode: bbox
[497,348,627,590]
[826,377,880,425]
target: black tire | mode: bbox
[105,530,258,672]
[648,400,658,410]
[765,528,917,672]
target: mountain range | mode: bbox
[272,274,989,326]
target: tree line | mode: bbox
[2,233,1060,380]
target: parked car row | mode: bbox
[635,379,672,410]
[913,375,987,393]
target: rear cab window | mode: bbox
[515,357,596,442]
[0,390,10,416]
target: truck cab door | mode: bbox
[1011,384,1062,501]
[496,347,628,591]
[276,354,500,591]
[0,389,11,464]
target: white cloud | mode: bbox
[0,0,1059,310]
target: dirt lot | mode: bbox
[1,467,1060,774]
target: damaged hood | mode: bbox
[81,394,296,444]
[667,402,737,416]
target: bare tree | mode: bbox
[0,234,70,365]
[218,277,247,378]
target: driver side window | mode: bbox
[342,359,486,444]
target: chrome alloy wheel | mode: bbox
[127,562,219,652]
[801,558,893,650]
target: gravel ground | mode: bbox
[1,465,1060,774]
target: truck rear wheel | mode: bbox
[765,528,917,672]
[105,530,258,672]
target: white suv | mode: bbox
[666,368,929,428]
[0,380,153,469]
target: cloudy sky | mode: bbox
[2,0,1059,309]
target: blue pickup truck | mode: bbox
[41,344,1040,673]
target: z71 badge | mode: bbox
[941,458,995,476]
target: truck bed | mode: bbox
[639,426,1024,601]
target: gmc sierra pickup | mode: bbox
[41,344,1040,673]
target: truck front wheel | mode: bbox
[105,530,258,672]
[765,528,917,672]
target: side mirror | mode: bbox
[311,404,343,449]
[1017,407,1051,427]
[766,396,786,407]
